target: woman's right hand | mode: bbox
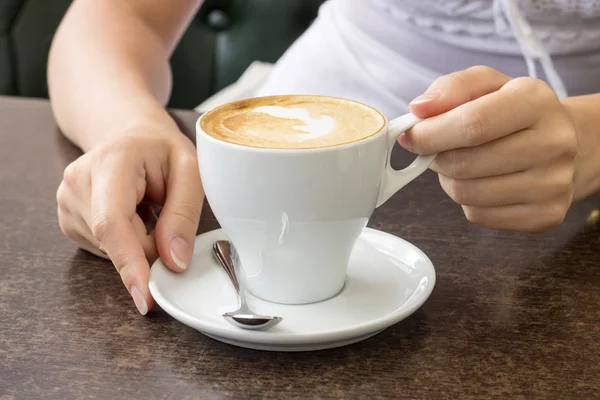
[57,125,204,315]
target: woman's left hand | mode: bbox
[402,66,580,233]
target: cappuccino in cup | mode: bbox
[197,95,434,304]
[201,95,385,149]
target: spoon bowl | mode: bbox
[222,312,283,330]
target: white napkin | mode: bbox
[194,61,274,113]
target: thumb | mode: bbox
[155,150,204,272]
[408,66,512,118]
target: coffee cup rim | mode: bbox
[196,94,388,153]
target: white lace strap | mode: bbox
[494,0,568,99]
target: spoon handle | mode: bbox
[213,241,240,293]
[229,243,249,310]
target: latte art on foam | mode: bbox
[250,106,337,140]
[201,95,385,149]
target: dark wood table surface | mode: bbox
[2,96,600,399]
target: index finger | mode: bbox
[403,68,542,154]
[90,161,152,315]
[409,65,512,118]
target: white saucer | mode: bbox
[149,228,435,352]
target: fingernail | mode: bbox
[170,236,189,270]
[131,286,148,316]
[410,89,441,105]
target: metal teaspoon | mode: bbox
[212,240,282,330]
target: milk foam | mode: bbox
[201,95,385,149]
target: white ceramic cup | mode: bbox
[196,96,434,304]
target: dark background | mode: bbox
[0,0,325,109]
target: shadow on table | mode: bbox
[153,306,434,389]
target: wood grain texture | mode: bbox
[1,96,599,400]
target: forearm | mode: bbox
[48,0,199,152]
[562,93,600,201]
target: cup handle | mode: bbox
[376,113,436,207]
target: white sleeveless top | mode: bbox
[370,0,600,54]
[257,0,600,118]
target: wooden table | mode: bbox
[1,96,600,399]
